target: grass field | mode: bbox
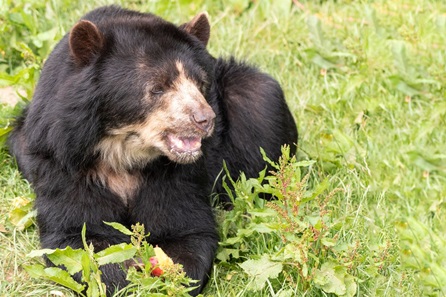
[1,0,445,296]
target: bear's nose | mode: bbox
[191,108,216,133]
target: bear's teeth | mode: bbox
[168,134,201,152]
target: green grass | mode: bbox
[1,0,446,296]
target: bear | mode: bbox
[8,5,297,296]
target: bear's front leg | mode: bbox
[159,233,218,296]
[131,159,219,295]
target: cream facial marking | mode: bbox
[160,61,215,162]
[94,113,167,171]
[172,61,215,132]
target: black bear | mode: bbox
[8,5,297,296]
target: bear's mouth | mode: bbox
[167,134,202,154]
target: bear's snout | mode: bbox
[191,106,216,133]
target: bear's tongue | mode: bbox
[168,134,202,153]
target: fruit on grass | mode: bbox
[150,256,163,276]
[150,246,174,277]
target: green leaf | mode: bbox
[306,216,320,227]
[47,247,86,275]
[239,254,283,291]
[35,27,58,42]
[221,160,236,203]
[27,247,86,275]
[314,262,356,296]
[103,221,133,236]
[237,228,254,238]
[0,126,13,137]
[389,76,421,97]
[86,277,101,297]
[224,236,243,245]
[45,267,85,293]
[216,248,240,262]
[314,264,345,295]
[23,264,46,278]
[276,289,294,297]
[321,237,337,247]
[81,223,88,250]
[250,223,274,234]
[301,178,329,204]
[26,248,57,258]
[0,72,19,86]
[81,251,91,281]
[95,243,137,266]
[8,208,36,230]
[25,265,85,293]
[126,267,163,288]
[8,13,25,25]
[260,147,279,169]
[248,208,276,217]
[344,274,358,297]
[282,244,306,264]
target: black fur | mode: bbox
[8,5,297,296]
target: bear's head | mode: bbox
[67,12,216,171]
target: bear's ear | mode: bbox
[179,12,211,47]
[69,20,104,66]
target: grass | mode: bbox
[1,0,446,296]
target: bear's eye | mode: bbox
[150,87,164,95]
